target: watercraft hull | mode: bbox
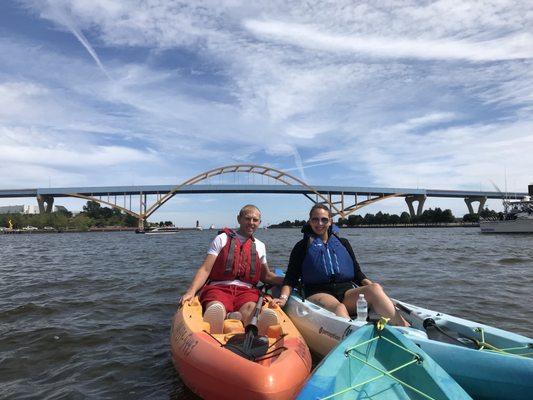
[285,294,533,400]
[480,219,533,233]
[298,324,472,400]
[170,297,311,400]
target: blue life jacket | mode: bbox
[301,225,355,285]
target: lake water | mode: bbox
[1,228,532,399]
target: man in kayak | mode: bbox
[180,204,283,333]
[271,204,409,326]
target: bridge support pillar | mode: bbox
[405,195,426,218]
[37,195,54,213]
[138,192,147,231]
[464,196,487,215]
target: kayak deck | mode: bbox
[393,299,533,360]
[286,293,533,400]
[298,324,471,400]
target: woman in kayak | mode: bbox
[271,204,408,326]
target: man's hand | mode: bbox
[180,290,195,305]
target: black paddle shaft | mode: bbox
[246,288,266,334]
[395,301,479,349]
[225,285,270,360]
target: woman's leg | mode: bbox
[343,283,409,326]
[308,292,350,318]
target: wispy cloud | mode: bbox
[40,2,112,79]
[244,20,533,62]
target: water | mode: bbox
[1,228,532,399]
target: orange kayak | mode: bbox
[170,297,312,400]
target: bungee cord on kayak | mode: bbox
[313,320,459,400]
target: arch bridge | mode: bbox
[1,164,526,230]
[73,165,401,230]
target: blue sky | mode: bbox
[0,1,532,226]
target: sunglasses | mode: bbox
[310,217,330,224]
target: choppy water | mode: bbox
[1,228,532,399]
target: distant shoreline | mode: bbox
[269,223,480,229]
[1,222,481,234]
[0,226,207,234]
[0,227,137,234]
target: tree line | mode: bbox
[270,207,500,228]
[338,208,455,225]
[1,201,138,230]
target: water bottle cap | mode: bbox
[359,294,364,299]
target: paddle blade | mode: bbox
[225,333,269,360]
[423,319,478,349]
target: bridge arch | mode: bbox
[66,164,403,230]
[142,164,340,223]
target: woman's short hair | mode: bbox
[309,203,332,218]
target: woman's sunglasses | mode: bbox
[310,217,330,224]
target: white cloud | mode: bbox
[244,20,533,62]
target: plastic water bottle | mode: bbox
[356,294,368,322]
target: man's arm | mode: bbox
[260,263,284,286]
[269,240,305,307]
[180,254,217,304]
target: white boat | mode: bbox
[284,292,533,400]
[142,227,180,235]
[480,192,533,233]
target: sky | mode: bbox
[0,0,532,227]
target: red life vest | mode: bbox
[209,228,261,285]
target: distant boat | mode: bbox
[480,186,533,233]
[209,224,216,230]
[137,227,180,235]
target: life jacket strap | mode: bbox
[250,239,257,277]
[224,233,236,274]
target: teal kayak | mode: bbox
[297,323,472,400]
[285,292,533,399]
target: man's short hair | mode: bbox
[238,204,261,217]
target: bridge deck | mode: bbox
[0,184,526,199]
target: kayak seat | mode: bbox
[223,319,245,334]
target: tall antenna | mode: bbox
[504,167,508,199]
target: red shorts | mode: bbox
[200,284,259,312]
